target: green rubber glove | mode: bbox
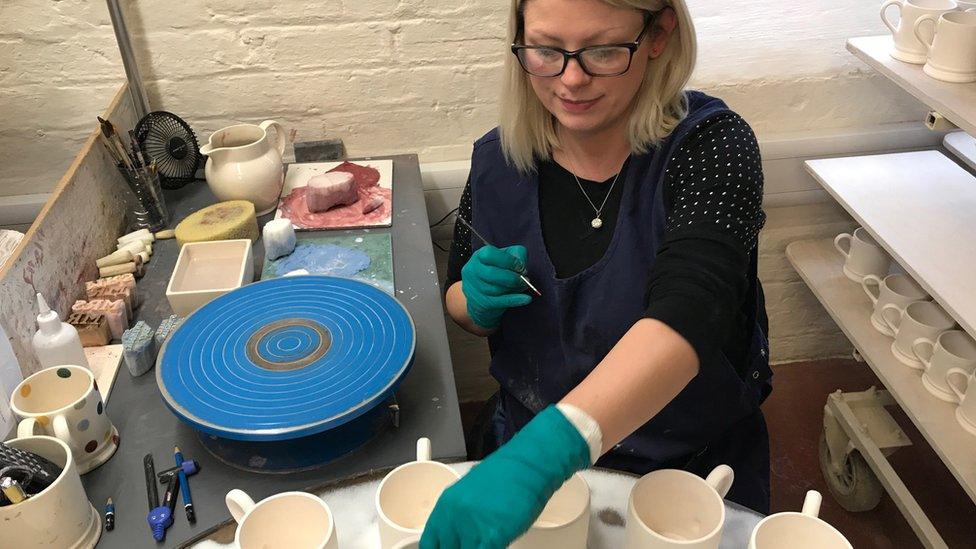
[420,406,591,549]
[461,245,533,329]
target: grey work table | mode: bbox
[81,154,466,548]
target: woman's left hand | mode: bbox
[420,406,591,549]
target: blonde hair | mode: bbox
[499,0,698,172]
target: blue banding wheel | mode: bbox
[157,276,415,442]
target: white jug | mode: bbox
[201,120,286,215]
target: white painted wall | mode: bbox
[0,0,937,400]
[1,0,925,199]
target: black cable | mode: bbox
[429,207,459,229]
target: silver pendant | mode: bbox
[591,218,603,229]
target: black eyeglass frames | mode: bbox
[511,12,658,78]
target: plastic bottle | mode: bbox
[31,293,90,370]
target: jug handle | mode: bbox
[260,120,287,157]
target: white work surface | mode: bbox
[804,151,976,337]
[192,463,762,548]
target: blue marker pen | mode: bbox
[174,446,196,523]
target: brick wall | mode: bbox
[2,0,923,197]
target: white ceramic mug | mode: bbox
[834,228,890,283]
[882,0,959,63]
[913,330,976,401]
[914,11,976,82]
[10,365,118,474]
[0,436,101,549]
[861,273,929,337]
[882,300,955,369]
[750,491,851,548]
[625,464,734,549]
[957,0,976,10]
[510,473,590,549]
[376,438,461,548]
[225,489,337,549]
[946,367,976,435]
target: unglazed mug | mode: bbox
[510,473,590,549]
[10,365,119,474]
[882,300,955,369]
[882,0,959,63]
[376,438,461,548]
[0,436,101,549]
[750,491,852,548]
[834,228,890,283]
[946,367,976,435]
[914,11,976,82]
[913,330,976,401]
[626,465,734,548]
[861,273,929,337]
[225,489,338,549]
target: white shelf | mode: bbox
[945,131,976,172]
[786,238,976,503]
[804,150,976,337]
[847,36,976,137]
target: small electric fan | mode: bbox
[134,111,201,189]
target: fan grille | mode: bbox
[134,111,201,190]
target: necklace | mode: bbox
[566,157,624,229]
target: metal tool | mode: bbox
[455,215,543,297]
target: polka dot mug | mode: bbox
[10,365,119,474]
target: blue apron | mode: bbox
[468,91,773,513]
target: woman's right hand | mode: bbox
[461,245,533,329]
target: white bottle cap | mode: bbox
[36,293,61,335]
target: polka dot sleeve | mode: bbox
[664,112,766,249]
[445,179,473,288]
[644,112,766,363]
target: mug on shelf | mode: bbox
[913,330,976,402]
[882,0,959,63]
[946,367,976,436]
[225,489,338,549]
[749,491,852,548]
[10,365,119,474]
[882,300,955,369]
[376,438,461,549]
[625,464,734,549]
[0,436,101,549]
[861,273,929,337]
[914,11,976,82]
[834,228,891,283]
[510,473,591,549]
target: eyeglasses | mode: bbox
[511,12,657,78]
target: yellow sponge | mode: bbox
[175,200,259,246]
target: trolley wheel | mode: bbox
[819,431,884,512]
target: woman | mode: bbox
[422,0,771,547]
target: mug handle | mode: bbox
[913,15,938,52]
[912,337,936,371]
[833,233,853,259]
[226,489,256,524]
[881,303,905,334]
[946,368,971,404]
[861,274,883,305]
[416,437,432,462]
[259,120,287,157]
[53,415,73,445]
[801,490,823,518]
[704,464,734,499]
[880,0,903,35]
[17,417,43,438]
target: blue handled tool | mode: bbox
[174,446,195,523]
[144,453,173,541]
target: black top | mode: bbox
[446,112,767,365]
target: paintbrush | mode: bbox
[455,215,542,297]
[97,117,133,171]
